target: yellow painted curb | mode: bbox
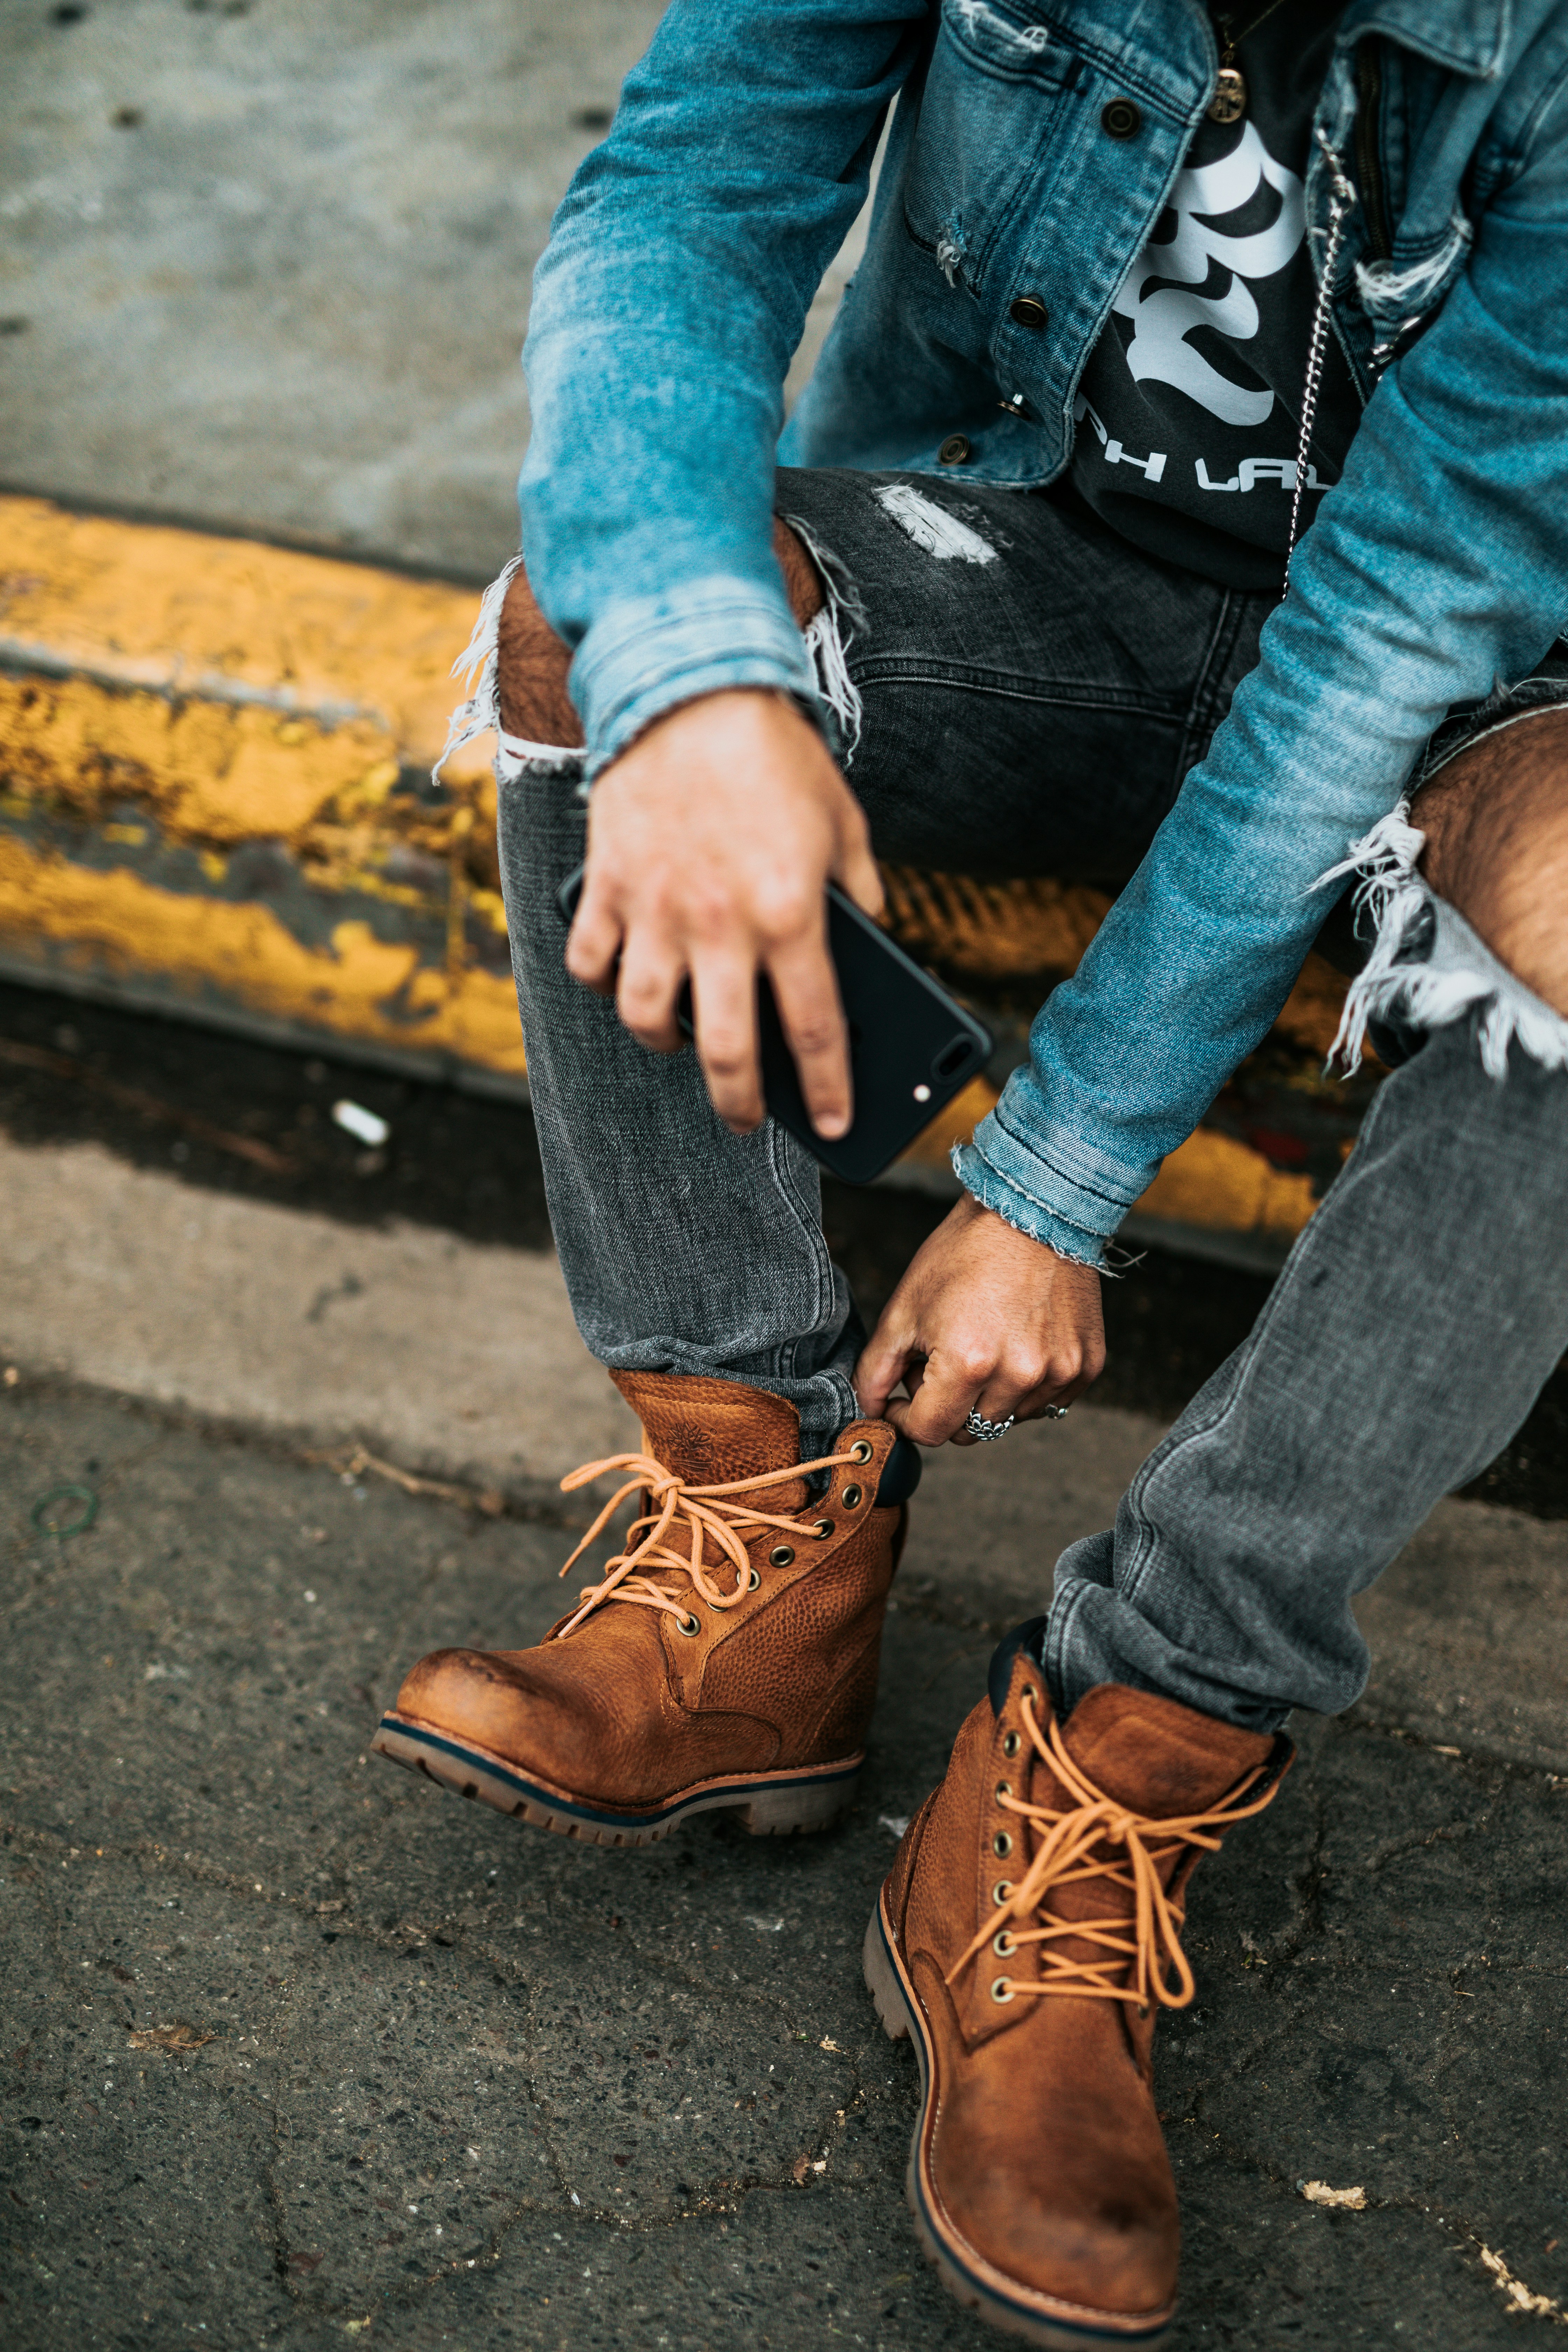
[0,492,1359,1242]
[0,495,516,1083]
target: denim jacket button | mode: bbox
[1101,96,1142,139]
[1008,294,1049,330]
[938,433,972,465]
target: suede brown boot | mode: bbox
[863,1649,1293,2347]
[372,1371,905,1844]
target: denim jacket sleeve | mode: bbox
[520,1,925,774]
[957,97,1568,1265]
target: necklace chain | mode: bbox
[1213,0,1292,65]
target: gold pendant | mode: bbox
[1208,64,1247,124]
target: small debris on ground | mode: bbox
[128,2023,217,2052]
[332,1100,391,1148]
[1479,2245,1566,2318]
[879,1813,910,1838]
[1300,2180,1367,2210]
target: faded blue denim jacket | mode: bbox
[520,0,1568,1264]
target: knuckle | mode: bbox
[788,1017,843,1060]
[754,882,816,940]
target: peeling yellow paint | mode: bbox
[0,836,527,1078]
[0,495,1354,1233]
[1134,1124,1316,1237]
[0,669,393,846]
[0,493,494,780]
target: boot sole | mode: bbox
[862,1897,1175,2350]
[370,1712,861,1846]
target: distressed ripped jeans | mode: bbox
[476,468,1568,1732]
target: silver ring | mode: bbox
[964,1409,1014,1443]
[1042,1404,1070,1421]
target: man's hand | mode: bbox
[566,690,882,1138]
[855,1194,1105,1444]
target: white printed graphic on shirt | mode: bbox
[1073,399,1323,495]
[1110,117,1306,426]
[1195,455,1326,492]
[1074,394,1167,482]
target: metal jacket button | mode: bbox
[1101,96,1141,139]
[1008,294,1048,330]
[938,433,972,464]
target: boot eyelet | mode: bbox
[841,1484,863,1510]
[676,1612,701,1637]
[1001,1730,1021,1758]
[992,1830,1013,1859]
[992,1879,1014,1906]
[1137,2002,1150,2018]
[990,1976,1015,2004]
[995,1780,1011,1802]
[993,1931,1015,1958]
[1023,1686,1039,1706]
[849,1439,873,1463]
[769,1544,795,1568]
[812,1519,834,1540]
[746,1566,761,1591]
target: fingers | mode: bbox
[612,932,686,1056]
[853,1200,1107,1450]
[834,816,885,924]
[563,867,625,997]
[766,922,852,1140]
[854,1325,918,1424]
[885,1343,995,1448]
[688,952,764,1133]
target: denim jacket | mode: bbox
[520,0,1568,1263]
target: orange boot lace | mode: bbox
[550,1442,870,1641]
[946,1686,1282,2013]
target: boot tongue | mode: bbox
[610,1371,809,1513]
[1059,1684,1275,1819]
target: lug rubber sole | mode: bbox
[370,1711,861,1847]
[862,1897,1175,2350]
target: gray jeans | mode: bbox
[485,470,1568,1733]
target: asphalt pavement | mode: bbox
[6,5,1568,2341]
[5,1017,1568,2350]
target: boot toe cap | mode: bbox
[393,1645,608,1790]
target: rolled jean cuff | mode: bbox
[952,1141,1114,1269]
[569,579,827,776]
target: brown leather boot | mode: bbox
[863,1648,1293,2348]
[371,1371,905,1845]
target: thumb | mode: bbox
[853,1329,911,1422]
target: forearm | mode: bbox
[519,0,924,770]
[960,270,1568,1256]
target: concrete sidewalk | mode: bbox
[5,1135,1568,2349]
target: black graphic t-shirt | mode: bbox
[1068,4,1358,592]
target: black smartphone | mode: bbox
[554,865,992,1185]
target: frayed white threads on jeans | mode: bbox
[1315,800,1568,1079]
[782,509,866,765]
[803,601,862,765]
[436,553,585,792]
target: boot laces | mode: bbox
[551,1444,867,1640]
[946,1687,1278,2012]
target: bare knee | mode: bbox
[773,517,826,627]
[1416,707,1568,1014]
[497,562,584,748]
